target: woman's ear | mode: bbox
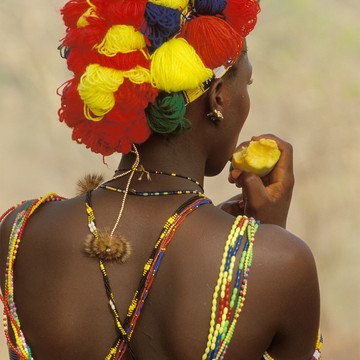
[209,78,225,109]
[207,78,225,124]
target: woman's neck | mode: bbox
[117,135,207,191]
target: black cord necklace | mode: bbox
[114,167,205,194]
[100,185,204,197]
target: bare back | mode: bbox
[0,190,320,360]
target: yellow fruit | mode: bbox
[232,138,281,177]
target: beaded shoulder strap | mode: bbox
[202,215,259,360]
[85,192,212,360]
[0,193,65,360]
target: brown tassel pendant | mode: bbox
[76,173,104,196]
[84,229,131,263]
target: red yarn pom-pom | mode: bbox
[114,80,158,111]
[96,0,147,29]
[66,49,150,74]
[126,116,152,144]
[62,16,108,50]
[66,102,153,156]
[61,0,90,29]
[224,0,260,37]
[58,79,84,127]
[91,51,150,72]
[71,120,120,156]
[66,49,88,74]
[182,16,243,69]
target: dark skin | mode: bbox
[0,50,320,359]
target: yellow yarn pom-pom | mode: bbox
[149,0,189,10]
[78,64,124,121]
[95,25,146,56]
[123,66,151,85]
[151,38,213,92]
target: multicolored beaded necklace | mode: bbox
[0,193,65,360]
[202,215,259,360]
[85,192,212,359]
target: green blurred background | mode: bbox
[0,0,359,358]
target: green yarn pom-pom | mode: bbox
[146,92,192,136]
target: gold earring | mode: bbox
[214,109,224,120]
[207,110,224,123]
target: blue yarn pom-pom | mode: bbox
[195,0,227,15]
[143,3,181,52]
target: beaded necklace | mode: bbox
[1,194,65,360]
[115,167,204,193]
[202,215,259,360]
[85,192,212,360]
[100,185,204,197]
[85,148,205,263]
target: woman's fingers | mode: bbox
[217,194,245,216]
[227,134,295,227]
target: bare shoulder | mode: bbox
[0,196,83,239]
[255,223,318,276]
[251,223,320,307]
[186,208,320,359]
[191,205,317,273]
[251,224,321,359]
[0,196,84,288]
[193,208,319,301]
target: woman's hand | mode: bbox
[226,134,295,228]
[217,193,246,217]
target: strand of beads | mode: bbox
[313,331,323,360]
[115,168,204,193]
[1,194,65,360]
[119,197,211,359]
[0,205,17,222]
[100,184,204,197]
[202,215,259,360]
[216,218,258,360]
[91,195,211,360]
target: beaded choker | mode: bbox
[100,185,204,197]
[115,167,204,193]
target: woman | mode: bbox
[0,0,322,359]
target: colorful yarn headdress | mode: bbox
[58,0,260,156]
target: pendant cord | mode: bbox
[95,145,140,240]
